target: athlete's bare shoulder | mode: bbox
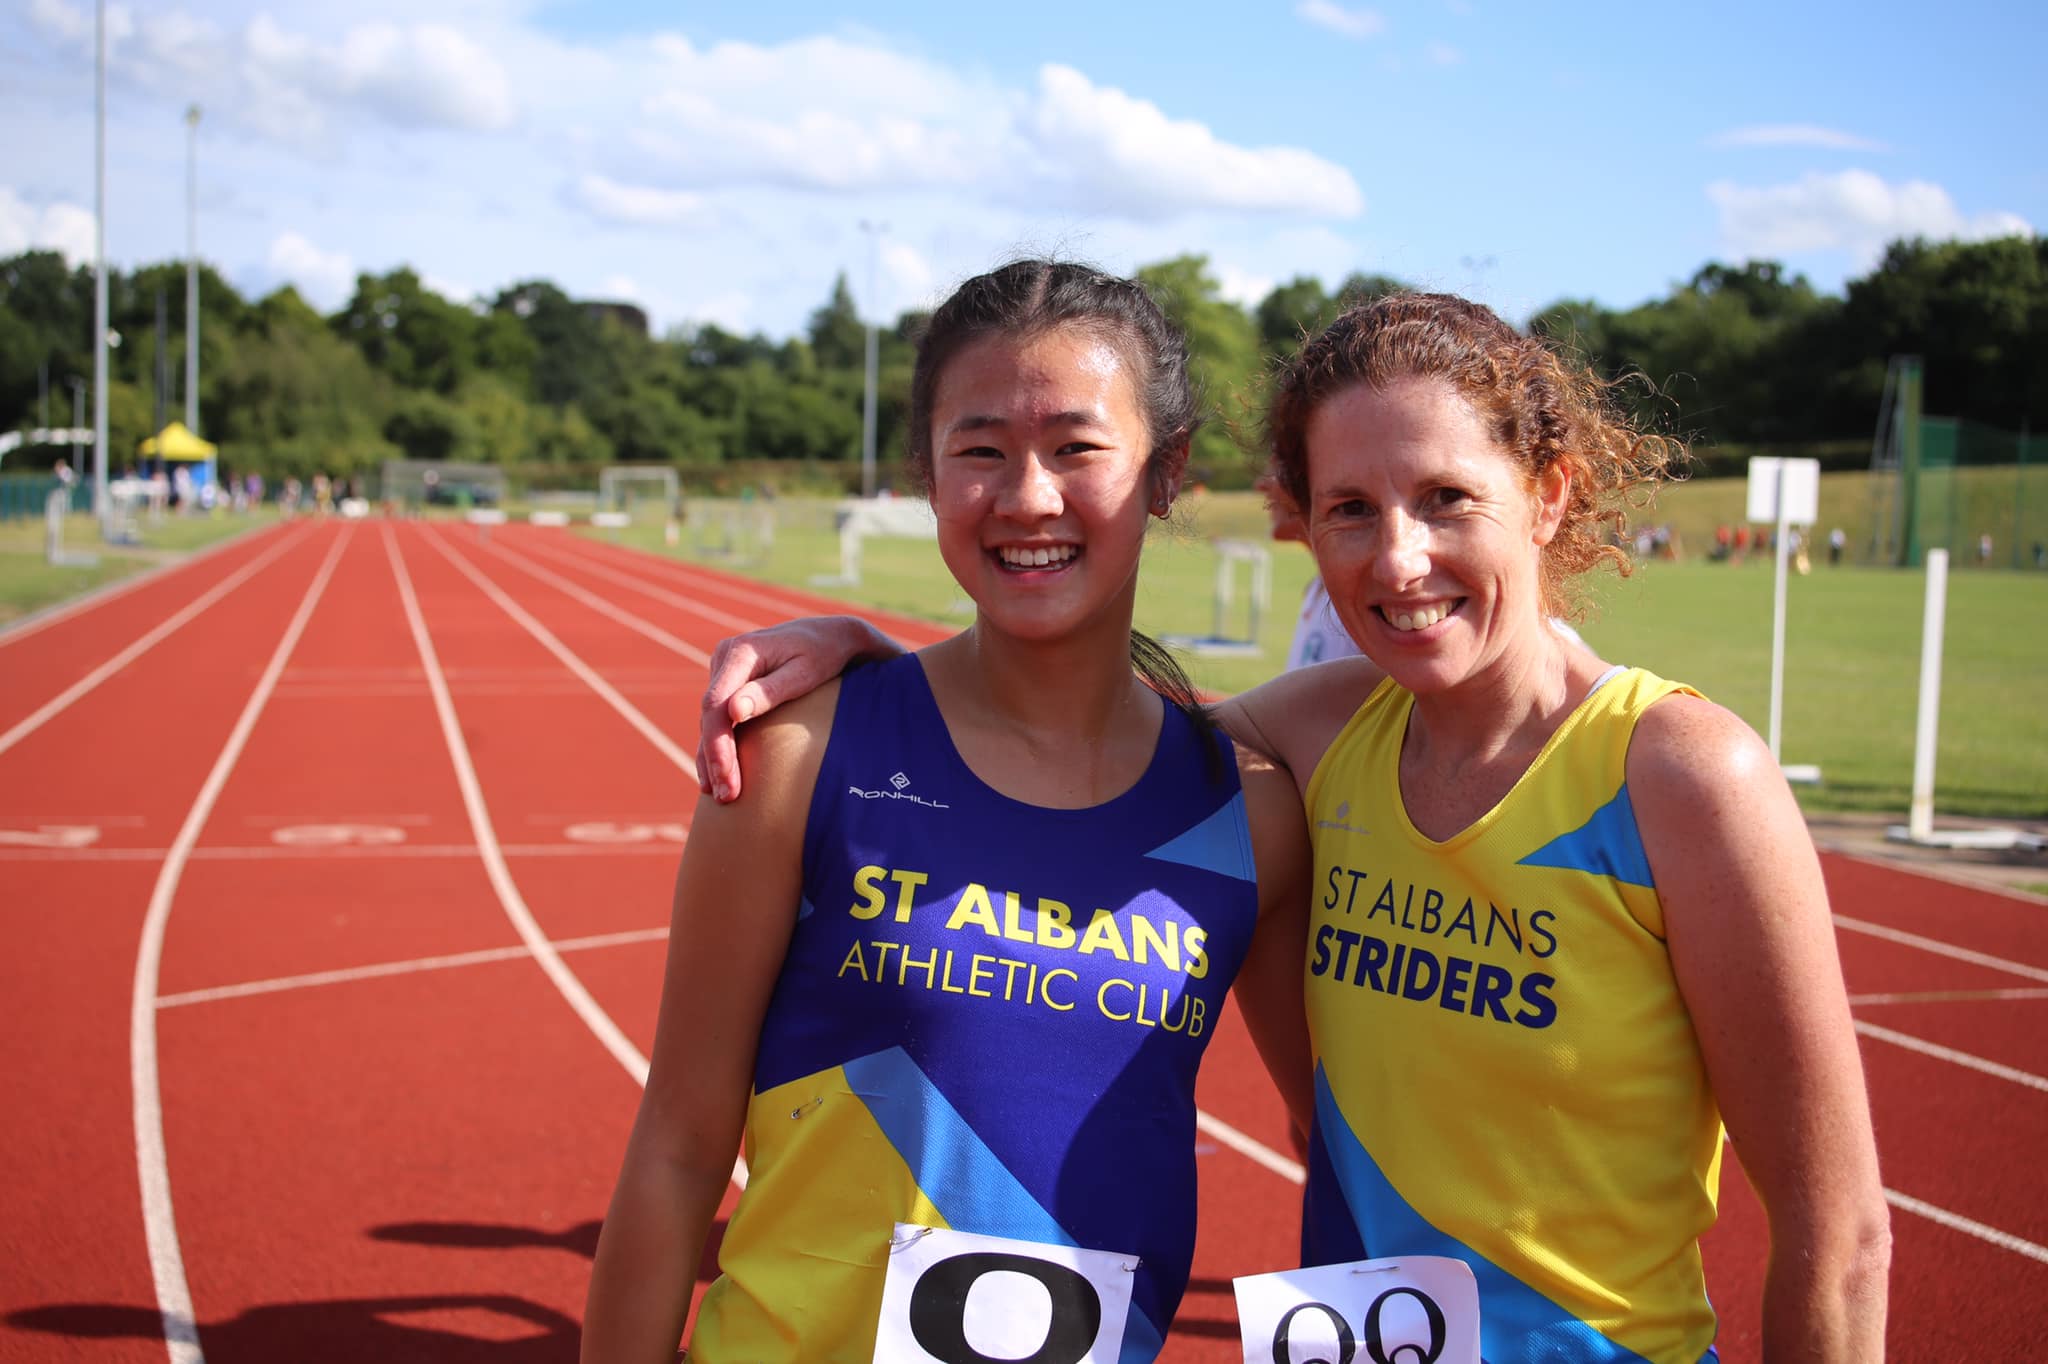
[1217,656,1383,795]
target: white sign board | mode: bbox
[1745,457,1820,524]
[873,1224,1136,1364]
[1234,1255,1481,1364]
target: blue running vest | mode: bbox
[687,653,1264,1362]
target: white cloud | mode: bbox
[573,174,709,228]
[686,290,754,333]
[1295,0,1388,39]
[618,50,1361,222]
[879,241,938,317]
[242,17,516,135]
[268,231,356,309]
[1024,65,1364,220]
[1707,170,2032,266]
[1708,124,1888,153]
[30,2,515,142]
[637,90,979,192]
[1425,41,1463,66]
[1214,263,1278,309]
[0,189,96,263]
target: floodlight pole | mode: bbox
[92,0,109,532]
[858,219,886,499]
[184,104,201,438]
[1767,459,1790,761]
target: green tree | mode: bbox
[807,273,866,371]
[495,280,610,408]
[1137,255,1263,480]
[1255,276,1332,356]
[335,269,480,394]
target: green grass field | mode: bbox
[1,479,2037,819]
[617,485,2047,820]
[0,508,275,628]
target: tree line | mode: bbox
[0,234,2041,490]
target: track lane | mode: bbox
[0,525,300,741]
[0,523,340,1364]
[145,523,668,1361]
[13,524,2044,1361]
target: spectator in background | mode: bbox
[1829,526,1847,566]
[1258,472,1362,672]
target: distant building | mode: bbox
[582,300,650,337]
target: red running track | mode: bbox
[0,517,2042,1361]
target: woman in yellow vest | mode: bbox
[694,291,1889,1362]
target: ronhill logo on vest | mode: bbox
[848,771,951,809]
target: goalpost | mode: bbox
[381,460,508,512]
[598,466,680,516]
[1159,539,1272,658]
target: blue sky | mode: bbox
[3,0,2041,338]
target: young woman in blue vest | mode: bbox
[581,261,1313,1363]
[693,292,1889,1361]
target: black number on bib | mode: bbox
[907,1251,1104,1364]
[1361,1286,1447,1364]
[1271,1301,1356,1364]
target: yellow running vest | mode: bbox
[1300,668,1723,1363]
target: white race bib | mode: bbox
[1233,1255,1480,1364]
[873,1223,1138,1364]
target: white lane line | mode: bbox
[157,928,671,1009]
[0,841,686,863]
[387,525,655,1088]
[1886,1190,2048,1266]
[0,528,305,760]
[131,523,351,1364]
[505,533,764,633]
[1834,914,2048,985]
[410,529,748,1190]
[390,527,747,1191]
[417,530,699,781]
[479,536,712,664]
[1197,1111,1304,1185]
[0,520,279,649]
[1855,1020,2048,1093]
[1852,988,2048,1006]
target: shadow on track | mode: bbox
[9,1218,731,1357]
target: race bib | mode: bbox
[873,1223,1138,1364]
[1233,1255,1480,1364]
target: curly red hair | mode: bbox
[1263,292,1682,619]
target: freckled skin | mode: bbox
[1304,377,1566,703]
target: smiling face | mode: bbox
[1305,376,1568,695]
[926,326,1165,645]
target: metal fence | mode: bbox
[0,474,90,522]
[1912,418,2046,570]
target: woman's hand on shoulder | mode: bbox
[1230,744,1315,1135]
[695,616,904,804]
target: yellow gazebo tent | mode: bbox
[138,422,218,461]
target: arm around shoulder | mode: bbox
[1228,748,1314,1135]
[583,685,840,1363]
[1629,695,1890,1361]
[1213,656,1383,798]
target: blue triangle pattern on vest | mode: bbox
[1515,782,1656,887]
[1142,791,1255,882]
